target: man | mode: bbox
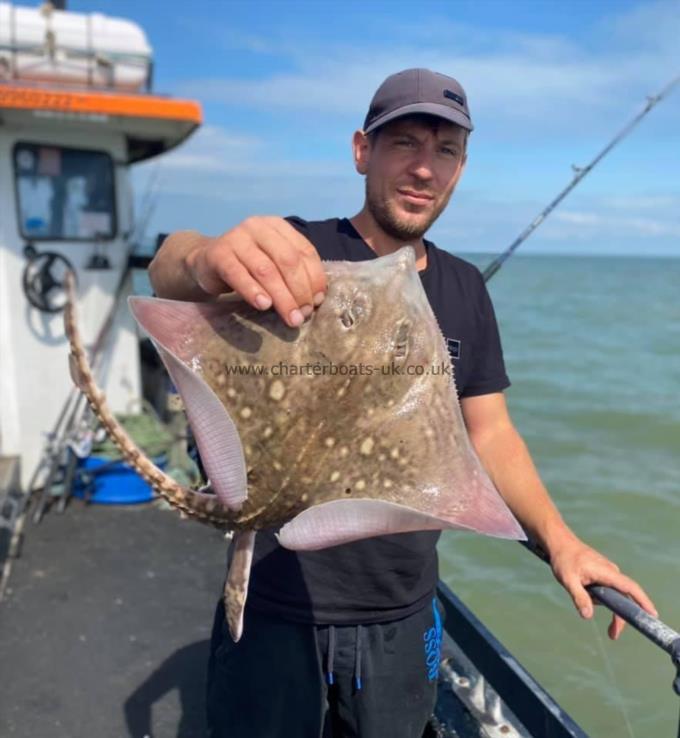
[149,69,656,738]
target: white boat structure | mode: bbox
[0,0,201,495]
[0,4,677,737]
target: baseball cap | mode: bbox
[363,68,473,134]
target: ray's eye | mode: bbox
[340,308,354,328]
[338,292,371,330]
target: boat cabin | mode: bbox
[0,0,201,488]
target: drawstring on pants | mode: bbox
[325,624,364,691]
[326,625,336,685]
[354,624,363,691]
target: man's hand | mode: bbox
[547,533,658,640]
[150,216,327,327]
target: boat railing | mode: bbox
[521,540,680,698]
[437,544,680,738]
[436,580,590,737]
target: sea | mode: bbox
[439,253,680,737]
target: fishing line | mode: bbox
[588,614,637,738]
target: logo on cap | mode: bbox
[443,89,465,106]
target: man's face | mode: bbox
[355,117,467,241]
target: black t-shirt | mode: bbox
[242,217,510,624]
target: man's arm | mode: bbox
[148,216,327,327]
[461,391,657,640]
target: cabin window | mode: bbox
[13,143,116,241]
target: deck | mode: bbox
[0,499,226,737]
[0,489,590,738]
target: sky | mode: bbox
[72,0,680,257]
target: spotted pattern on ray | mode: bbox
[130,249,472,532]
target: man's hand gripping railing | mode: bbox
[521,540,680,706]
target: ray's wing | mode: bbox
[129,297,248,511]
[278,491,526,551]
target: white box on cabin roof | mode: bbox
[0,2,152,92]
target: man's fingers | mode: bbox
[587,570,658,618]
[270,218,327,302]
[563,576,594,619]
[563,564,658,641]
[187,247,231,296]
[235,248,307,327]
[553,542,658,643]
[246,218,317,315]
[213,257,272,310]
[608,614,626,640]
[596,573,658,641]
[184,216,326,326]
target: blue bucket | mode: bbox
[73,454,166,505]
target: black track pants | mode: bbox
[206,599,443,738]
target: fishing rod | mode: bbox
[482,74,680,283]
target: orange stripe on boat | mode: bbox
[0,84,202,124]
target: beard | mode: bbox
[365,175,451,242]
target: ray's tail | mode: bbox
[63,272,231,528]
[224,531,256,641]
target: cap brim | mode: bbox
[364,102,473,134]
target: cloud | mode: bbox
[603,0,680,56]
[425,189,680,254]
[547,209,680,240]
[172,1,680,140]
[139,1,679,257]
[133,124,359,223]
[161,125,263,173]
[153,124,346,178]
[600,195,680,212]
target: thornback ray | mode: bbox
[65,248,526,642]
